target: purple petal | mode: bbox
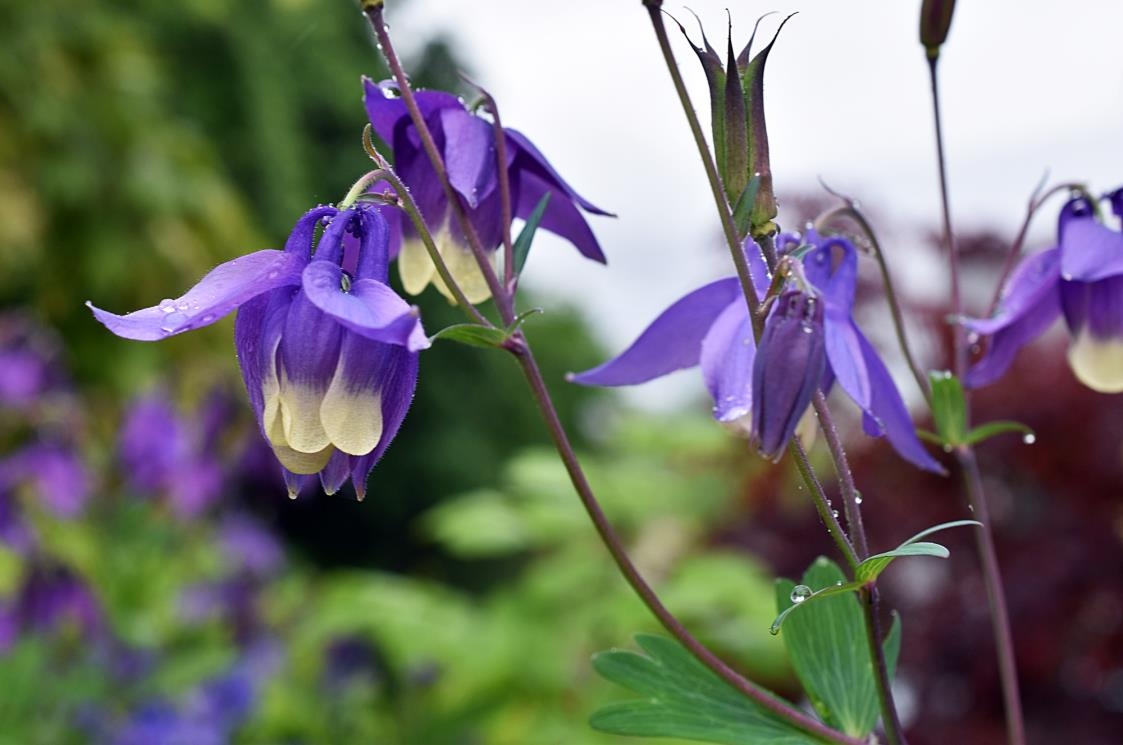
[319,451,352,496]
[851,331,945,473]
[285,206,338,256]
[235,290,293,438]
[1109,187,1123,221]
[275,293,343,455]
[964,249,1062,387]
[440,107,497,208]
[742,237,772,299]
[506,128,611,216]
[1060,212,1123,282]
[699,299,755,425]
[88,250,306,341]
[301,262,428,352]
[823,316,871,411]
[513,169,604,263]
[803,236,858,314]
[355,206,392,283]
[570,278,743,386]
[362,78,462,148]
[1061,275,1123,339]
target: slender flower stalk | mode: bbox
[643,4,907,740]
[927,51,1026,745]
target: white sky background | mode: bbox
[392,0,1123,409]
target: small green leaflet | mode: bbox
[924,370,1034,448]
[512,193,551,276]
[429,308,543,350]
[590,634,828,745]
[732,174,762,238]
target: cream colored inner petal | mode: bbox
[1067,332,1123,393]
[398,236,437,296]
[262,336,286,447]
[321,362,384,456]
[272,443,335,474]
[794,405,818,450]
[718,411,752,438]
[430,231,494,305]
[278,373,332,453]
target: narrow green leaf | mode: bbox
[855,542,950,583]
[916,429,942,445]
[964,420,1035,446]
[732,174,761,237]
[429,323,508,349]
[769,580,863,635]
[512,193,551,276]
[883,612,902,679]
[590,634,824,745]
[505,307,543,333]
[928,370,966,446]
[774,558,880,737]
[900,519,981,546]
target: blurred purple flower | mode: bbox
[218,513,283,576]
[0,315,62,410]
[89,205,427,500]
[0,487,34,553]
[12,564,101,641]
[573,233,942,472]
[119,392,225,517]
[323,635,386,692]
[363,78,611,303]
[0,443,90,518]
[964,189,1123,393]
[751,291,827,459]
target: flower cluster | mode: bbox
[964,189,1123,393]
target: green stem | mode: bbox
[811,393,868,559]
[861,586,904,745]
[510,336,865,745]
[928,53,1026,745]
[790,440,859,570]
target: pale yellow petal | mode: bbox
[398,237,436,296]
[279,373,332,453]
[794,405,818,450]
[272,443,335,474]
[321,365,384,456]
[431,232,494,305]
[1067,332,1123,393]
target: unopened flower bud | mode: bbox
[920,0,957,58]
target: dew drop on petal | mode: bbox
[790,585,812,604]
[175,300,190,311]
[159,299,177,313]
[160,311,188,334]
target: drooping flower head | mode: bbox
[572,233,943,472]
[88,204,428,500]
[963,188,1123,393]
[363,78,611,303]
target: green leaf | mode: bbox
[883,612,902,679]
[774,558,880,737]
[732,174,761,237]
[429,323,508,349]
[854,519,980,582]
[855,542,949,583]
[769,581,863,635]
[506,307,543,333]
[929,370,967,446]
[965,420,1035,446]
[512,193,550,276]
[590,634,825,745]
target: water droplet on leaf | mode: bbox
[790,585,812,604]
[1023,433,1036,444]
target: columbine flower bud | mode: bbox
[750,291,826,460]
[920,0,957,58]
[675,16,789,238]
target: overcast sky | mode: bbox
[390,0,1123,408]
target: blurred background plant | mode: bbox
[2,0,1122,743]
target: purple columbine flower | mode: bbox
[363,78,611,303]
[752,291,827,459]
[572,233,943,472]
[963,189,1123,393]
[88,204,428,500]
